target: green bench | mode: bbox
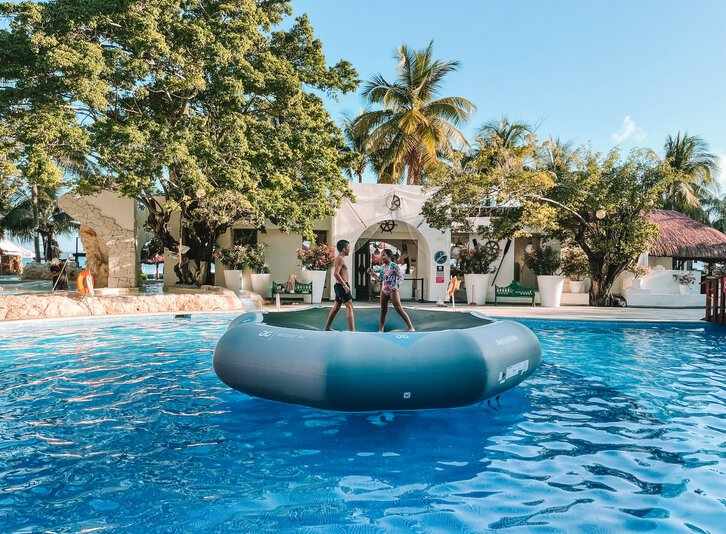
[495,281,536,306]
[272,280,313,304]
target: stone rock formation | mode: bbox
[58,192,139,288]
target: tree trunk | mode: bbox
[589,277,614,306]
[31,184,41,262]
[588,262,625,306]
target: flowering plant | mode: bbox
[673,272,696,286]
[297,243,335,271]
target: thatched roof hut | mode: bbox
[647,210,726,261]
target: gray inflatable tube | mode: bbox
[213,308,542,411]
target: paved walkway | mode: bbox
[263,301,706,323]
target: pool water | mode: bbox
[0,314,724,533]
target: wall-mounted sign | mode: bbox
[386,193,402,211]
[434,251,448,265]
[436,264,445,284]
[379,219,396,233]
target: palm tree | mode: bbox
[703,191,726,233]
[662,132,718,213]
[2,187,76,261]
[477,118,532,149]
[341,115,369,183]
[353,42,475,184]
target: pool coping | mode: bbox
[0,304,713,330]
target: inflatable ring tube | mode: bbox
[76,270,94,295]
[214,308,542,412]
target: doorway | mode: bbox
[353,239,420,301]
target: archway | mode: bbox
[349,219,431,301]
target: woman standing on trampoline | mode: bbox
[378,249,415,332]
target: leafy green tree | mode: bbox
[0,2,92,260]
[661,132,718,216]
[0,130,19,236]
[353,42,475,184]
[423,133,673,306]
[2,1,357,285]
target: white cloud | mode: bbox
[611,115,646,144]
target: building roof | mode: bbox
[647,210,726,260]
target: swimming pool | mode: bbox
[0,314,723,532]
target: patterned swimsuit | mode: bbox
[381,262,403,296]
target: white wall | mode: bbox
[330,184,451,302]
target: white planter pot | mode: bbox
[678,284,689,295]
[569,280,586,294]
[464,273,490,305]
[250,273,272,298]
[537,275,565,307]
[223,269,243,292]
[300,269,327,304]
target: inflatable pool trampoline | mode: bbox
[214,308,541,411]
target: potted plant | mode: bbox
[560,246,589,294]
[673,271,696,295]
[246,245,272,298]
[524,245,564,307]
[457,240,499,305]
[297,242,335,304]
[217,244,264,293]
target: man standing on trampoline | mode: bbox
[324,240,356,331]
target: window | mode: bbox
[232,229,257,246]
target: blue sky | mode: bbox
[294,0,726,188]
[9,1,726,254]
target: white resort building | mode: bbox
[58,184,726,308]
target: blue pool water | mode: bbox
[0,314,724,533]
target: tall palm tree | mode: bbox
[662,132,718,213]
[353,42,475,184]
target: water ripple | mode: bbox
[0,315,724,532]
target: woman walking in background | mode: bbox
[378,249,415,332]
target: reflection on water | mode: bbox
[0,315,724,533]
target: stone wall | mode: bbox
[58,192,138,288]
[0,288,261,321]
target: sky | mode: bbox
[293,0,726,188]
[8,0,726,254]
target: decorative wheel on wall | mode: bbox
[386,194,401,211]
[379,220,396,233]
[484,240,500,257]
